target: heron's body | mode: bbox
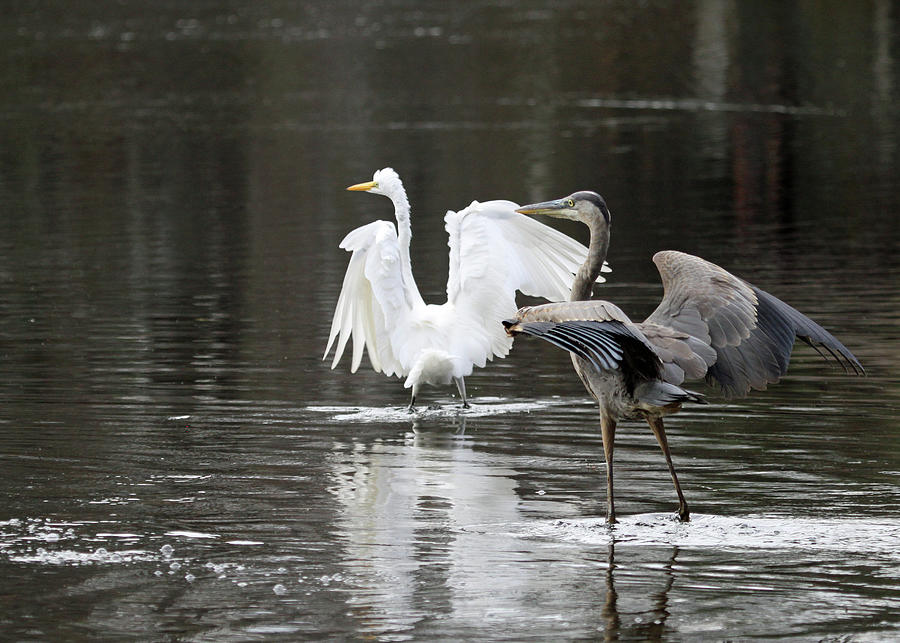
[324,169,610,409]
[505,192,863,522]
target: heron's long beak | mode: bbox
[347,180,377,192]
[515,199,570,216]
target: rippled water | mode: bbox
[2,2,899,640]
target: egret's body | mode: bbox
[324,169,609,409]
[504,192,863,523]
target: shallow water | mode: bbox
[2,1,899,640]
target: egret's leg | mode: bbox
[647,416,689,522]
[454,377,470,409]
[600,413,617,524]
[407,386,418,413]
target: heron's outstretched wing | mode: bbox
[323,220,409,376]
[444,200,609,361]
[508,299,716,390]
[512,300,633,325]
[503,318,662,382]
[644,250,863,397]
[635,321,718,386]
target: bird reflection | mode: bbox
[600,541,679,641]
[327,422,685,640]
[410,413,468,436]
[327,427,527,638]
[602,542,621,638]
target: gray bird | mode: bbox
[503,191,864,524]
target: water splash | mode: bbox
[306,397,570,423]
[516,513,900,555]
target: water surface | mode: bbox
[1,2,899,640]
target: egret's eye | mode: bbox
[566,199,575,208]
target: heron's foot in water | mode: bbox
[461,401,471,409]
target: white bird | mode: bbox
[323,168,610,410]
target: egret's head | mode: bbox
[516,191,611,227]
[347,167,403,199]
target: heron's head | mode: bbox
[346,167,404,199]
[516,191,611,227]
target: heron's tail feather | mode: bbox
[635,381,707,408]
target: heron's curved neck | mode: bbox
[570,218,610,302]
[389,189,424,306]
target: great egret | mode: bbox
[323,169,610,409]
[503,191,863,523]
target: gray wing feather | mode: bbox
[645,251,863,398]
[507,320,661,381]
[514,300,634,325]
[509,321,614,372]
[636,322,716,386]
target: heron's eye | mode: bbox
[566,199,575,208]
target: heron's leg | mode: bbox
[647,416,689,522]
[600,413,617,524]
[454,377,470,409]
[407,386,418,413]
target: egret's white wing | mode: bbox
[444,200,605,363]
[323,220,408,376]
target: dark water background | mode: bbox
[1,1,899,640]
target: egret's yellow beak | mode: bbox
[347,180,377,192]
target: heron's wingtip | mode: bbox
[686,389,708,405]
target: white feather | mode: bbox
[324,169,610,401]
[446,199,605,359]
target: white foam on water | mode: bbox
[96,532,143,539]
[512,513,900,555]
[87,497,140,505]
[2,518,269,597]
[307,396,571,423]
[9,547,154,565]
[164,530,220,540]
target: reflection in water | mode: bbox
[328,430,525,638]
[691,0,731,169]
[327,427,690,640]
[601,542,679,642]
[872,0,896,173]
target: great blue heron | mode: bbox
[323,169,610,410]
[503,191,864,523]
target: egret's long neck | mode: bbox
[570,217,610,302]
[389,188,424,306]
